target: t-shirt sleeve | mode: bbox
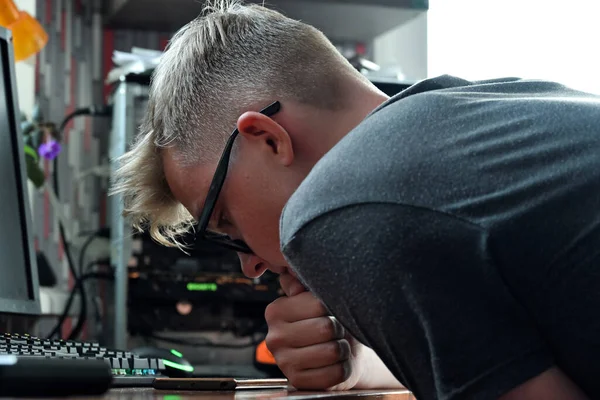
[281,202,554,400]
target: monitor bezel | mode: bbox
[0,27,41,316]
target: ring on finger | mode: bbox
[328,316,345,340]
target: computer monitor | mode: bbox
[0,27,40,315]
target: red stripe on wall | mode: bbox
[102,30,115,102]
[159,36,170,51]
[62,265,75,338]
[45,0,52,25]
[64,58,77,143]
[60,11,66,50]
[61,318,72,340]
[57,236,64,261]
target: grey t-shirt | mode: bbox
[280,75,600,400]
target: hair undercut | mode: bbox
[109,0,365,247]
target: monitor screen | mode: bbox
[0,27,40,315]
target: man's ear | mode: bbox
[237,111,294,166]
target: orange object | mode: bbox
[0,0,47,61]
[255,340,276,365]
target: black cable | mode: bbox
[48,106,112,340]
[70,268,114,340]
[69,227,110,340]
[46,228,109,339]
[144,333,264,349]
[46,263,113,339]
[78,228,110,275]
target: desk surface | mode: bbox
[45,388,415,400]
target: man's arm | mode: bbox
[352,344,405,390]
[281,203,568,399]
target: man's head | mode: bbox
[110,0,388,277]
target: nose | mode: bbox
[239,254,268,278]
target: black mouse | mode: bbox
[131,346,194,377]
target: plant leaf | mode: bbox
[24,150,44,188]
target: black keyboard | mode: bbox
[0,333,165,387]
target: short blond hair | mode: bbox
[109,0,364,247]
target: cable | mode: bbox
[69,262,114,341]
[57,105,113,134]
[78,228,111,275]
[70,228,111,341]
[144,333,265,349]
[70,267,114,340]
[48,106,112,340]
[46,263,113,339]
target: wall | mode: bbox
[25,0,169,339]
[28,0,107,337]
[373,12,428,82]
[427,0,600,94]
[14,0,36,116]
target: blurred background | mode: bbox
[2,0,599,380]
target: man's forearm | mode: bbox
[354,346,405,390]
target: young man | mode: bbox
[110,1,600,399]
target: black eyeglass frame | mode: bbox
[196,101,282,254]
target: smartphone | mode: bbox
[153,377,289,391]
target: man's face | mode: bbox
[163,109,310,278]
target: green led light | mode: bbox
[186,282,217,292]
[164,396,182,400]
[170,349,183,358]
[162,359,194,373]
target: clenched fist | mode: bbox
[264,272,365,390]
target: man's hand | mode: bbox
[264,272,360,390]
[265,272,403,391]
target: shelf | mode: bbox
[104,0,428,41]
[114,71,415,97]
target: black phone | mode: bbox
[153,377,289,391]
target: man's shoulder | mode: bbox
[279,75,520,248]
[279,76,471,245]
[279,74,600,249]
[278,89,431,248]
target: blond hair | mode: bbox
[109,0,365,247]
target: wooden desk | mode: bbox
[60,388,415,400]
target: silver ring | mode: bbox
[328,315,345,339]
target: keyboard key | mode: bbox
[133,358,150,369]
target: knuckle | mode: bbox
[275,352,294,373]
[318,317,336,340]
[327,363,351,390]
[320,316,344,340]
[326,340,342,361]
[287,375,304,389]
[264,331,285,352]
[264,300,281,323]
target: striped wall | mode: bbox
[31,0,167,339]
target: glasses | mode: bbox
[196,101,282,254]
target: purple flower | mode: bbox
[38,140,61,160]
